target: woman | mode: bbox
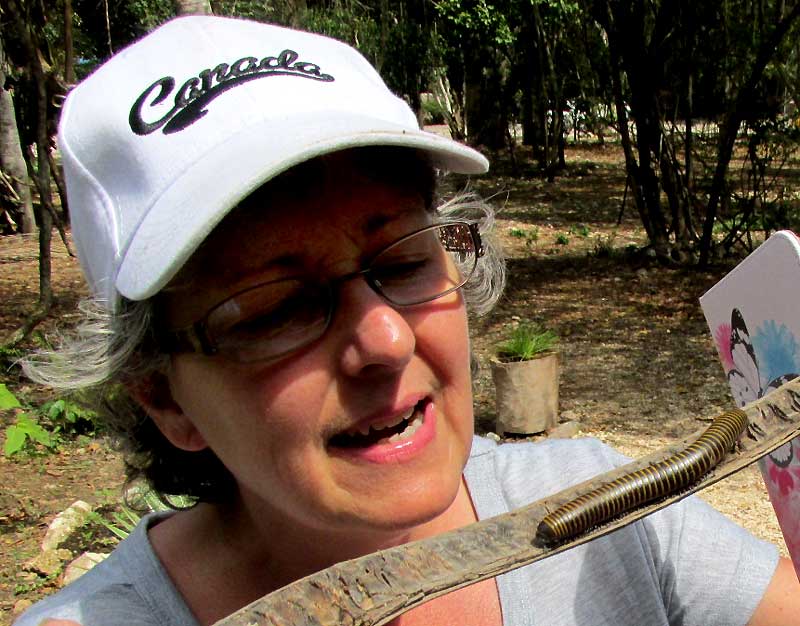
[16,15,800,626]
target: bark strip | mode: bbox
[216,377,800,626]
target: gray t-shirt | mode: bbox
[15,436,779,626]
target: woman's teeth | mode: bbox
[381,413,423,443]
[348,406,416,437]
[333,404,425,447]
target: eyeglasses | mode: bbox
[159,221,484,363]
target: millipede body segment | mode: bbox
[535,408,749,546]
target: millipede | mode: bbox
[535,408,749,546]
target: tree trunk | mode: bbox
[31,60,54,309]
[609,58,649,236]
[376,0,389,73]
[534,2,565,177]
[599,0,673,259]
[64,0,75,84]
[0,32,35,233]
[464,44,506,150]
[556,104,566,169]
[600,3,654,243]
[5,0,53,308]
[432,72,466,141]
[102,0,113,55]
[48,148,68,223]
[519,8,537,146]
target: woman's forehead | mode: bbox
[220,177,426,246]
[168,178,429,291]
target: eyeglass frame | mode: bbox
[157,220,484,362]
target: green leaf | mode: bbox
[26,424,53,447]
[4,425,27,456]
[0,384,21,410]
[10,414,53,449]
[46,399,67,419]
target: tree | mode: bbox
[0,33,35,233]
[588,0,800,264]
[3,0,58,313]
[516,0,583,175]
[698,1,800,265]
[71,0,174,75]
[434,0,516,149]
[63,0,75,84]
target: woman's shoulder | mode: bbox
[13,512,191,626]
[467,435,627,511]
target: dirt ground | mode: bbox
[0,142,789,625]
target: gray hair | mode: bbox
[22,189,505,500]
[22,297,166,392]
[437,192,505,316]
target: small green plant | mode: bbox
[496,323,559,362]
[4,413,55,456]
[420,95,447,125]
[41,398,99,436]
[2,384,56,457]
[555,233,570,245]
[509,226,539,248]
[569,224,591,238]
[593,231,617,257]
[93,506,143,541]
[14,572,59,595]
[2,385,100,457]
[93,485,196,543]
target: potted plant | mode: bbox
[491,322,560,435]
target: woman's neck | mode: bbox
[148,478,478,625]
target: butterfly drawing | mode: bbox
[723,308,799,471]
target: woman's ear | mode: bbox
[127,373,208,452]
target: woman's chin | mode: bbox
[333,474,468,543]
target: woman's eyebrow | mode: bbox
[199,252,306,288]
[362,204,421,235]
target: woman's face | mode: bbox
[156,165,475,542]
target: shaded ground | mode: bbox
[0,142,787,625]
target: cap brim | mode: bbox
[115,113,488,302]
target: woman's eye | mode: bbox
[229,310,291,338]
[224,297,306,338]
[372,258,431,282]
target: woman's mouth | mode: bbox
[328,399,437,463]
[329,400,427,449]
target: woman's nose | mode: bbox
[334,279,416,378]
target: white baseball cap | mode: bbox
[58,15,488,309]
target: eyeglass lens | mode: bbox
[204,223,478,362]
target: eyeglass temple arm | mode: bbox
[158,322,218,356]
[440,222,484,257]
